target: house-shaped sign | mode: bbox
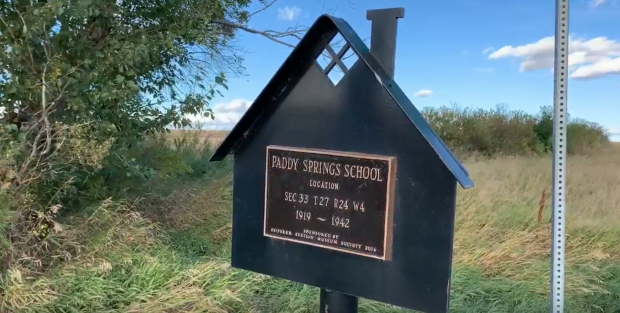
[210,8,474,313]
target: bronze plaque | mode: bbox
[263,145,396,260]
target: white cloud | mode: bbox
[609,125,620,142]
[414,89,433,98]
[185,98,252,129]
[570,57,620,79]
[482,47,495,54]
[489,36,620,79]
[277,6,301,21]
[591,0,608,7]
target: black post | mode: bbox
[317,9,406,313]
[366,8,405,79]
[319,289,359,313]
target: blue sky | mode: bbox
[193,0,620,141]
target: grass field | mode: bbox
[2,133,619,313]
[168,129,229,146]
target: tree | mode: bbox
[0,0,315,269]
[534,106,553,152]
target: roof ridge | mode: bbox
[210,14,473,189]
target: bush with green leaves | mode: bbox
[0,0,260,270]
[422,104,609,157]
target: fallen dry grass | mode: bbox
[453,143,620,296]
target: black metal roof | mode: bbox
[210,14,473,189]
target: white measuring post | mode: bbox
[551,0,569,312]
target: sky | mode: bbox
[191,0,620,141]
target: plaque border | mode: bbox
[263,145,397,261]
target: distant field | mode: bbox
[169,129,620,151]
[168,129,230,146]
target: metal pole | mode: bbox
[319,289,358,313]
[551,0,569,312]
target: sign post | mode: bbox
[320,289,358,313]
[551,0,570,312]
[210,7,474,313]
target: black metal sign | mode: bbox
[209,8,475,313]
[264,145,396,260]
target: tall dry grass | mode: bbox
[1,132,618,312]
[452,144,620,305]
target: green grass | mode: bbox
[3,185,618,312]
[2,134,619,313]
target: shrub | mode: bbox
[0,0,252,273]
[421,104,609,157]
